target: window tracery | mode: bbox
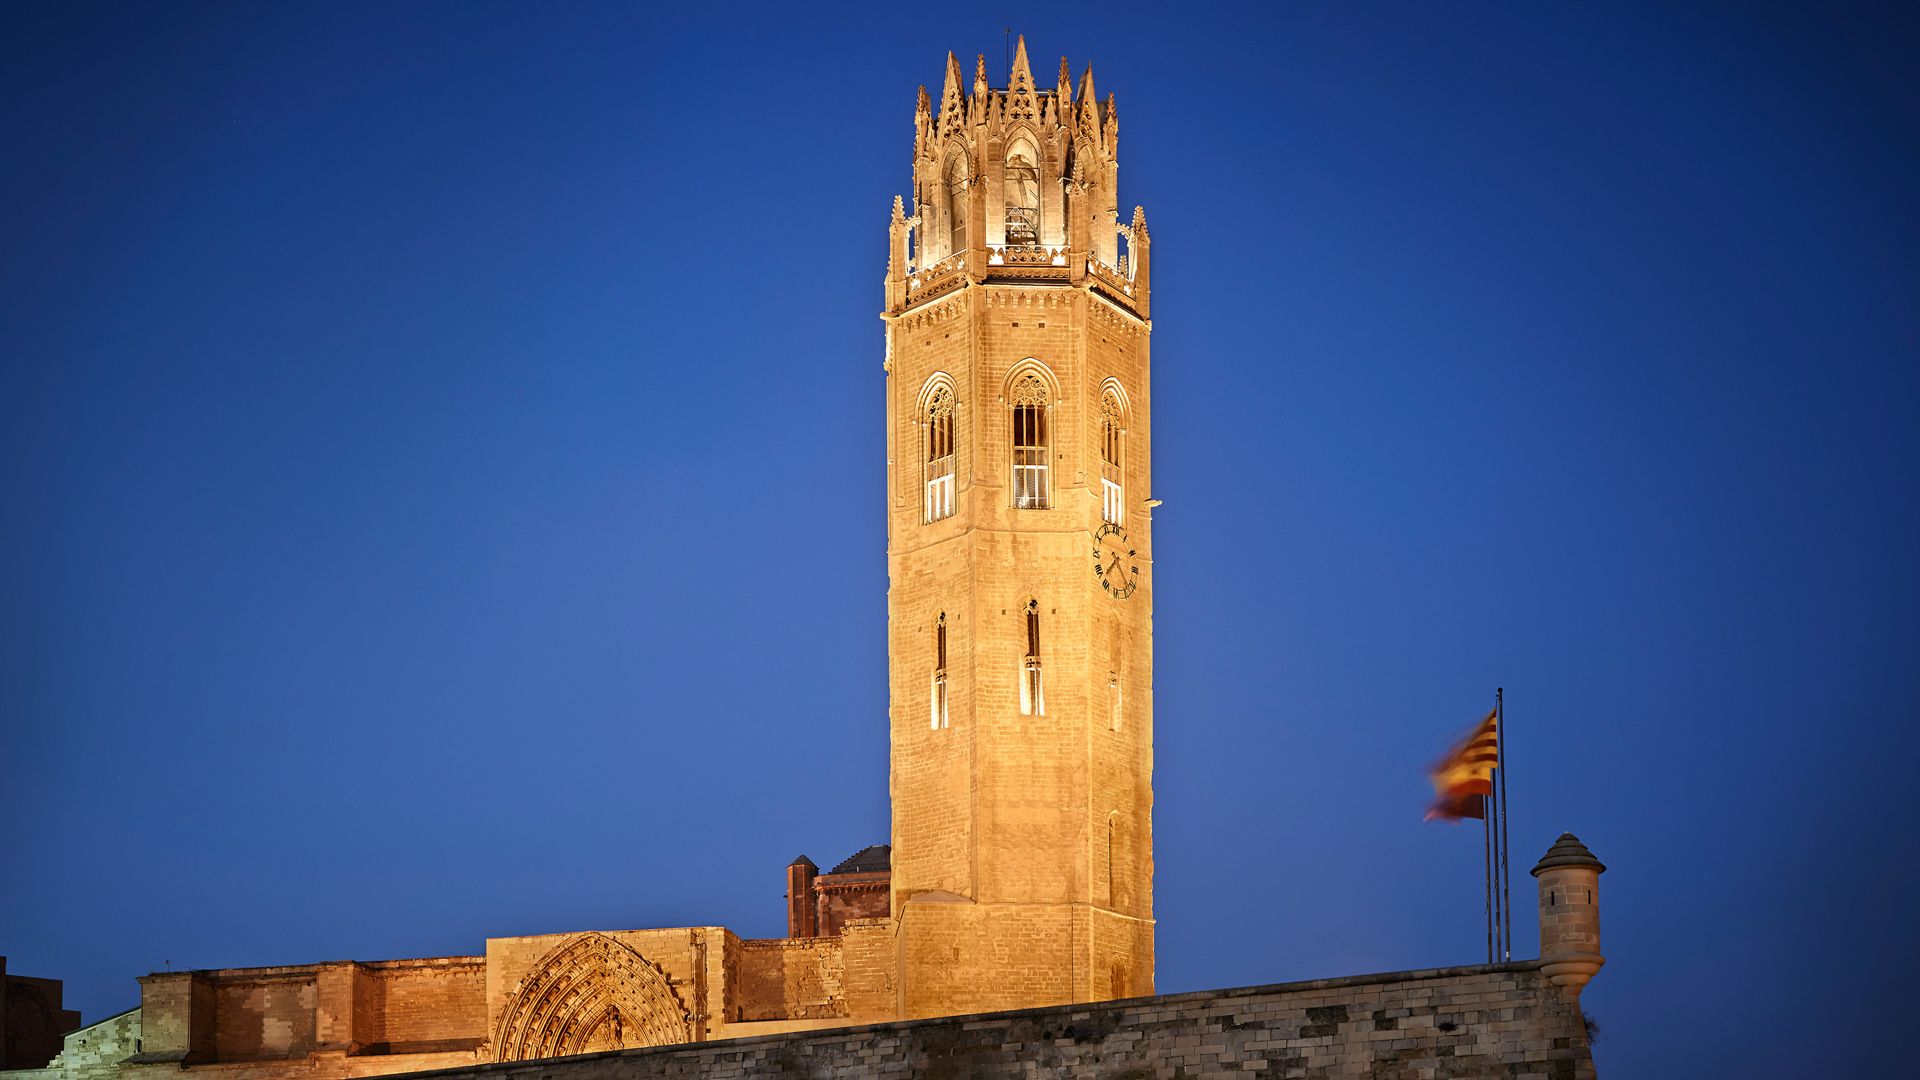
[1010,374,1050,509]
[1100,388,1125,525]
[924,384,955,522]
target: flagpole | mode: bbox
[1489,684,1505,953]
[1489,781,1502,963]
[1482,791,1493,964]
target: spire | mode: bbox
[1104,91,1119,149]
[1006,34,1039,124]
[938,52,966,138]
[915,86,931,159]
[1057,57,1073,106]
[972,52,989,101]
[943,51,963,100]
[1077,64,1102,148]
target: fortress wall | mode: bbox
[385,962,1595,1080]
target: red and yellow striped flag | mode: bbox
[1426,709,1499,821]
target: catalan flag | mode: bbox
[1426,708,1499,821]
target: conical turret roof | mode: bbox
[1530,833,1606,876]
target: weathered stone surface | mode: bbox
[378,963,1594,1080]
[885,41,1157,1018]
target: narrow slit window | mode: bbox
[1106,816,1116,908]
[1108,672,1122,732]
[1010,375,1050,510]
[923,386,955,523]
[930,613,949,729]
[1020,599,1044,715]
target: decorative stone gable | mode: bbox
[491,934,690,1061]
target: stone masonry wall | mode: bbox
[731,941,843,1023]
[2,1008,141,1080]
[360,961,486,1052]
[382,962,1595,1080]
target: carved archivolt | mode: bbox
[492,933,691,1061]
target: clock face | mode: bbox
[1092,523,1140,599]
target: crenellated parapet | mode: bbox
[889,36,1149,319]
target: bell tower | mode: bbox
[882,38,1154,1019]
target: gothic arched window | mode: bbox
[1010,374,1050,510]
[945,155,969,255]
[924,384,955,523]
[1099,388,1125,525]
[1004,140,1040,246]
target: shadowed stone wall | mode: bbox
[385,961,1596,1080]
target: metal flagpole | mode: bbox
[1497,686,1511,962]
[1489,781,1502,963]
[1482,791,1493,964]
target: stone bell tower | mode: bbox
[881,38,1155,1019]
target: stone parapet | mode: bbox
[375,962,1595,1080]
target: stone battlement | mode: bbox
[380,961,1595,1080]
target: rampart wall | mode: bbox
[388,961,1595,1080]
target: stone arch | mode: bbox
[916,371,958,415]
[943,148,972,256]
[1002,357,1060,405]
[492,932,691,1061]
[1098,376,1131,420]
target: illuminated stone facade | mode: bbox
[880,36,1156,1019]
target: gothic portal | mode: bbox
[883,37,1156,1018]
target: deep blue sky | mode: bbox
[4,3,1916,1075]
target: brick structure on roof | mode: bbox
[785,848,891,940]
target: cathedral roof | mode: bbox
[828,845,891,875]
